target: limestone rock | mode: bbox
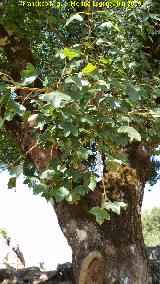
[0,235,25,269]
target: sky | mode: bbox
[0,170,159,270]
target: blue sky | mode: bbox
[0,170,159,270]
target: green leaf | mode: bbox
[39,91,71,108]
[88,175,97,191]
[97,80,110,90]
[77,148,91,160]
[96,38,105,45]
[60,48,80,58]
[61,121,78,137]
[126,86,140,103]
[10,164,23,178]
[14,164,23,178]
[106,153,128,170]
[89,207,110,225]
[65,76,90,88]
[118,126,141,141]
[20,63,37,77]
[40,169,55,180]
[80,117,94,126]
[82,63,96,74]
[8,177,16,189]
[65,193,73,203]
[28,114,38,122]
[65,191,81,204]
[20,76,37,86]
[54,187,70,202]
[16,103,26,116]
[20,63,38,77]
[61,121,72,137]
[74,185,87,196]
[150,108,160,118]
[96,128,112,137]
[43,77,49,87]
[99,58,113,64]
[102,201,126,215]
[71,125,78,137]
[65,13,83,26]
[4,111,15,121]
[7,98,26,116]
[20,63,38,85]
[100,21,113,28]
[33,184,48,195]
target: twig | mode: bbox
[101,175,108,201]
[0,72,14,83]
[22,91,33,104]
[12,86,51,92]
[6,143,39,169]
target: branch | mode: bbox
[0,25,60,169]
[45,14,69,46]
[5,142,39,169]
[4,117,60,170]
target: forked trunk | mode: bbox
[53,150,150,284]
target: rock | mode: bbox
[0,263,74,284]
[149,260,160,284]
[0,235,25,269]
[57,263,74,282]
[147,246,160,261]
[147,247,160,284]
[0,268,13,282]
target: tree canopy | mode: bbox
[0,0,160,224]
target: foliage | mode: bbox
[142,207,160,246]
[148,151,160,186]
[0,0,160,224]
[0,131,22,172]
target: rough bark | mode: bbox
[52,147,150,284]
[0,25,150,284]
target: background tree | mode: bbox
[142,207,160,247]
[0,0,160,283]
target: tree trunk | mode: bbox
[52,150,149,284]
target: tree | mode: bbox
[142,207,160,247]
[0,0,160,283]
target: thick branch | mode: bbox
[0,25,36,81]
[4,113,60,170]
[0,25,60,167]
